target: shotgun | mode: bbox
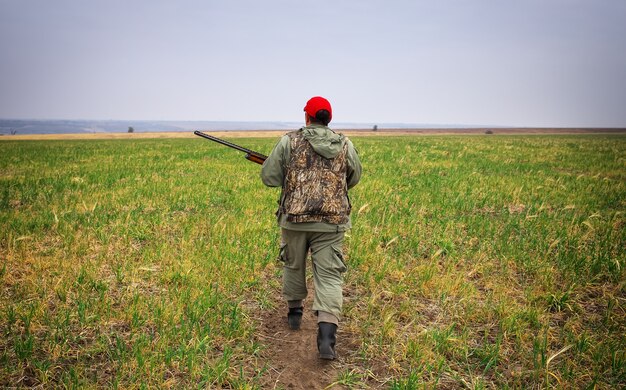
[193,130,267,165]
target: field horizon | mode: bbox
[1,127,625,141]
[3,117,622,137]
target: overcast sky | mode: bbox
[1,0,625,127]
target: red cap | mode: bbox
[304,96,332,122]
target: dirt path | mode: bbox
[257,306,344,389]
[254,284,374,389]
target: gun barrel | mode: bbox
[193,130,249,154]
[194,130,267,164]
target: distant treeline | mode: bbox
[0,119,298,135]
[0,119,473,135]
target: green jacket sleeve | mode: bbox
[260,135,290,187]
[346,139,362,189]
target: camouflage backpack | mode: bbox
[281,130,351,224]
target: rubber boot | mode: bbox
[317,322,337,360]
[287,307,303,330]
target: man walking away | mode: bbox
[261,96,362,360]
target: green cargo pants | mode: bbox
[279,228,347,321]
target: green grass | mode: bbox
[1,134,624,388]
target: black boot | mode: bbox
[287,307,303,330]
[317,322,337,360]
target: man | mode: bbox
[261,96,362,360]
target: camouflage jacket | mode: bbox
[261,124,362,232]
[281,130,350,224]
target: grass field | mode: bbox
[1,134,624,388]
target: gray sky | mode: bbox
[1,0,625,127]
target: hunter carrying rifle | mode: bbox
[261,96,362,361]
[194,97,362,361]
